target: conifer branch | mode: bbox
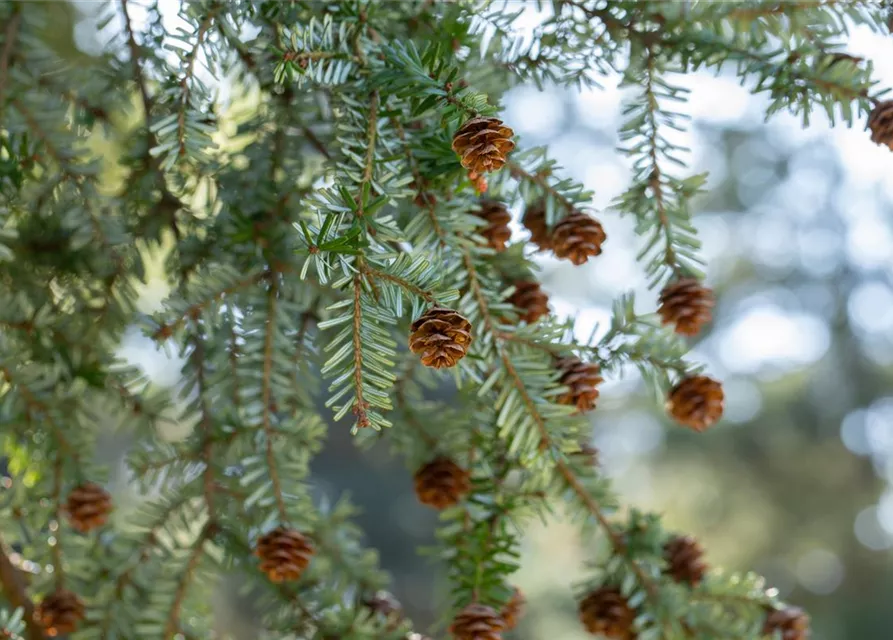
[152,271,269,340]
[0,534,41,640]
[177,9,218,160]
[391,114,446,245]
[351,273,370,429]
[162,523,213,640]
[52,453,64,589]
[507,161,579,216]
[363,266,437,303]
[261,280,288,521]
[0,5,21,112]
[119,0,153,126]
[189,322,217,520]
[643,45,679,277]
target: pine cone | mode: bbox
[663,535,708,587]
[363,590,403,630]
[522,200,551,250]
[413,457,471,510]
[451,117,515,175]
[64,482,112,533]
[449,603,505,640]
[507,281,549,324]
[667,375,724,432]
[254,526,315,583]
[501,587,526,631]
[552,212,606,265]
[578,587,636,639]
[363,590,403,618]
[34,589,85,637]
[556,356,603,413]
[658,278,715,337]
[476,200,512,251]
[409,307,473,369]
[867,100,893,151]
[762,606,810,639]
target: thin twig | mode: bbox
[177,9,218,158]
[0,6,22,111]
[0,533,43,640]
[363,266,436,303]
[162,524,213,640]
[189,318,217,520]
[262,278,289,521]
[351,274,370,429]
[52,454,64,589]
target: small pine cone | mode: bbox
[762,606,810,640]
[663,535,708,587]
[578,587,636,639]
[451,116,515,175]
[363,590,403,630]
[476,200,512,251]
[552,213,606,266]
[507,281,550,324]
[64,482,112,533]
[409,307,473,369]
[414,457,471,509]
[501,587,526,631]
[449,603,505,640]
[254,526,315,583]
[658,278,715,337]
[556,356,603,413]
[363,590,403,618]
[522,200,551,251]
[667,375,724,432]
[867,100,893,151]
[34,589,85,637]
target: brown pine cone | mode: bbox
[667,375,724,432]
[414,457,471,510]
[476,200,512,251]
[663,535,708,587]
[254,526,315,583]
[762,606,810,639]
[578,587,636,639]
[501,587,526,631]
[658,277,715,337]
[363,590,403,618]
[552,212,606,265]
[64,482,112,533]
[363,590,403,630]
[507,281,550,324]
[34,588,85,637]
[556,356,603,413]
[409,307,473,369]
[449,603,505,640]
[867,100,893,151]
[451,117,515,175]
[522,200,551,251]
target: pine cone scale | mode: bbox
[658,278,715,337]
[552,213,606,265]
[65,482,112,533]
[452,117,515,175]
[414,457,471,509]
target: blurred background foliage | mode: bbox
[8,2,893,639]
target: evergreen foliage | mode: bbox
[0,1,890,638]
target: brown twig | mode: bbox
[351,274,371,429]
[189,318,217,519]
[151,271,269,340]
[162,523,213,640]
[261,278,289,521]
[0,6,22,111]
[176,9,218,158]
[0,533,43,640]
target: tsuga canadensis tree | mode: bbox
[1,1,892,639]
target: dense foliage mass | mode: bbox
[1,1,892,639]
